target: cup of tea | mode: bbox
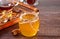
[0,0,19,10]
[20,0,39,6]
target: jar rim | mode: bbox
[19,12,39,24]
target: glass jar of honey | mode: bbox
[19,12,40,37]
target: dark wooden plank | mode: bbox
[0,0,60,39]
[37,0,60,36]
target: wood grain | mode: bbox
[38,0,60,36]
[0,0,60,39]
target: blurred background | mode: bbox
[0,0,60,39]
[38,0,60,36]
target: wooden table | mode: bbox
[0,0,60,39]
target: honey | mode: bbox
[19,13,40,37]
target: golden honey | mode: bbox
[19,13,40,37]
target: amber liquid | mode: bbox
[19,13,39,37]
[0,3,14,10]
[27,0,36,5]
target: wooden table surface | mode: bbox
[0,0,60,39]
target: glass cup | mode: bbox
[20,0,39,6]
[0,0,19,10]
[19,12,40,37]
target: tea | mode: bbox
[0,3,14,10]
[27,0,36,5]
